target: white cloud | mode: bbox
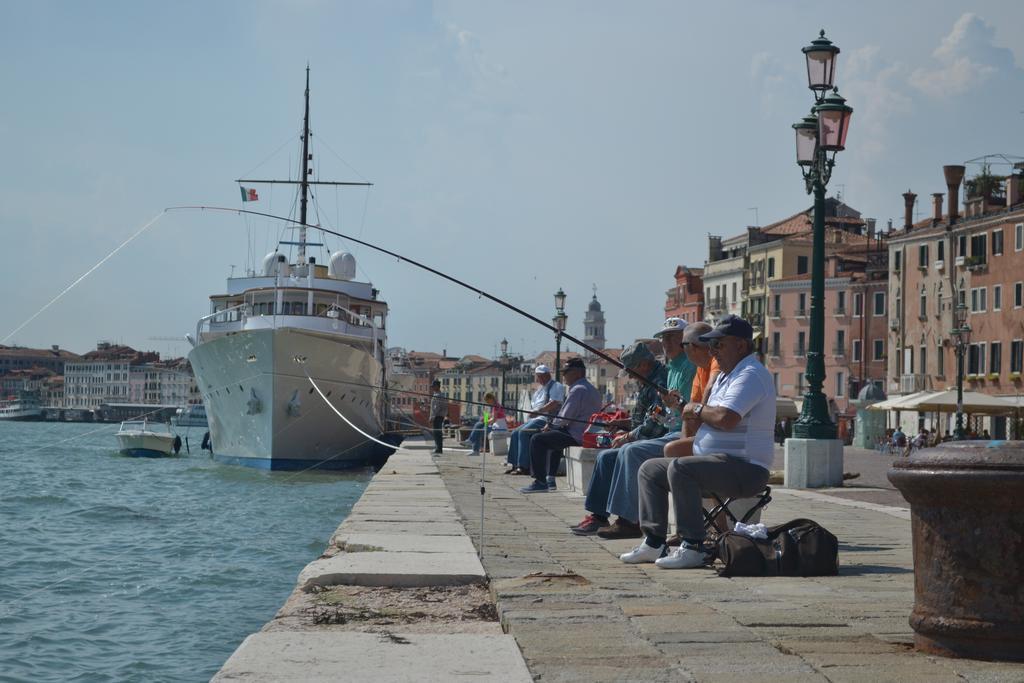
[841,45,912,161]
[910,13,1014,98]
[750,51,794,117]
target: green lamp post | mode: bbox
[791,30,853,440]
[553,288,567,382]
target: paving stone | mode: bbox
[298,548,485,589]
[330,532,476,554]
[213,630,530,682]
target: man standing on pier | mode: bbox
[520,358,603,493]
[429,380,448,455]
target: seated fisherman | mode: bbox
[507,364,564,474]
[621,315,775,569]
[570,325,695,538]
[519,358,603,493]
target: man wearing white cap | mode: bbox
[506,364,565,474]
[571,318,696,538]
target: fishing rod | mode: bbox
[303,373,603,426]
[164,205,668,394]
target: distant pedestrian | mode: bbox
[429,380,448,455]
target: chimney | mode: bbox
[943,164,966,224]
[866,218,876,240]
[932,193,944,224]
[902,191,917,230]
[1008,172,1022,208]
[708,235,723,263]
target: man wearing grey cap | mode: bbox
[571,320,695,538]
[506,364,565,474]
[520,357,603,493]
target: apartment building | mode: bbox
[886,162,1024,437]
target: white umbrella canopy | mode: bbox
[906,389,1017,415]
[866,390,933,411]
[776,397,799,419]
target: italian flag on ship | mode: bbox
[240,186,259,202]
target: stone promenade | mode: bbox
[437,447,1024,683]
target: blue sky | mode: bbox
[2,1,1023,361]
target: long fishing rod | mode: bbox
[304,373,603,426]
[164,206,668,394]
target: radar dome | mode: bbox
[328,251,356,280]
[262,251,287,277]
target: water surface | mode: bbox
[0,421,370,682]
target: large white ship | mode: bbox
[187,69,397,470]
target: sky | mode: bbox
[2,1,1023,362]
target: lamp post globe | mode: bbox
[500,338,508,356]
[792,111,818,166]
[802,30,840,96]
[554,287,567,312]
[815,89,853,152]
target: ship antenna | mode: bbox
[298,64,311,263]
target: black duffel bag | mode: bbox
[716,518,839,577]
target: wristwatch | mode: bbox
[692,403,704,418]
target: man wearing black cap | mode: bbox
[520,357,603,493]
[623,315,775,569]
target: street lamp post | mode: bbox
[553,288,567,382]
[499,338,509,407]
[952,278,972,439]
[791,30,853,440]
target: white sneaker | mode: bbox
[619,542,666,564]
[655,543,709,569]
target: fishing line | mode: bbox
[162,206,667,395]
[2,212,165,344]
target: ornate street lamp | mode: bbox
[802,30,840,97]
[790,30,853,440]
[952,278,972,439]
[553,288,567,382]
[499,338,509,406]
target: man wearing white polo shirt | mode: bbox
[622,314,775,569]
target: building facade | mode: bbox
[664,266,704,323]
[886,163,1024,437]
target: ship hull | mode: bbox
[188,327,396,471]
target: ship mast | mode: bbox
[298,65,311,263]
[235,67,373,267]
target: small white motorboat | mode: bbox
[116,420,180,457]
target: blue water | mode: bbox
[0,421,371,682]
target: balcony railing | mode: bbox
[833,307,847,316]
[832,345,846,356]
[900,374,930,394]
[794,345,807,356]
[795,308,807,317]
[769,346,783,358]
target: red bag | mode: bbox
[581,409,630,448]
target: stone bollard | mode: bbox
[887,441,1024,661]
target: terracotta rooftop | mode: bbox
[0,345,81,359]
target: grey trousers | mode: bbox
[638,454,770,542]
